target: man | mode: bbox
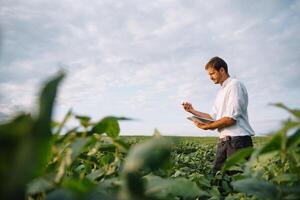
[182,56,254,172]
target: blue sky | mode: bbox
[0,0,300,136]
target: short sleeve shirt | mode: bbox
[210,77,255,138]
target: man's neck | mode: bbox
[220,75,230,86]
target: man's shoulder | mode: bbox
[229,78,243,86]
[228,78,247,90]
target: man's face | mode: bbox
[206,67,222,84]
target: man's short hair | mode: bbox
[205,57,228,74]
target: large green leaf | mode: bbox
[256,132,282,156]
[233,178,300,200]
[34,72,65,137]
[209,186,221,200]
[252,117,299,161]
[143,175,204,199]
[123,137,172,172]
[90,117,120,138]
[47,186,117,200]
[287,128,300,150]
[70,137,89,161]
[0,114,34,199]
[232,178,278,199]
[0,72,65,200]
[27,177,54,195]
[222,147,254,171]
[272,103,300,120]
[0,114,33,137]
[62,178,95,194]
[33,72,65,174]
[75,115,91,129]
[121,137,172,200]
[47,188,76,200]
[272,173,299,184]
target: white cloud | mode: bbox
[1,0,299,136]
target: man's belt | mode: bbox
[219,135,250,143]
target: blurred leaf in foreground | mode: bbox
[0,72,64,200]
[121,136,172,200]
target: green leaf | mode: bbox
[123,137,172,172]
[281,186,300,199]
[0,72,64,200]
[287,128,300,149]
[189,173,211,187]
[62,178,95,194]
[34,71,65,137]
[121,137,172,199]
[272,173,299,183]
[47,187,116,200]
[112,116,133,121]
[112,138,130,152]
[51,121,61,129]
[75,115,91,128]
[54,109,73,135]
[222,147,254,171]
[232,178,278,199]
[143,175,203,199]
[90,117,120,138]
[0,114,33,185]
[86,169,105,181]
[281,119,300,131]
[256,132,282,156]
[272,103,300,120]
[27,177,54,195]
[92,178,120,199]
[209,186,221,199]
[47,188,76,200]
[32,72,65,175]
[252,118,300,161]
[222,180,232,193]
[0,114,33,137]
[98,144,116,152]
[70,138,89,161]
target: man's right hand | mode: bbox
[182,102,194,113]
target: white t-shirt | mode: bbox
[210,77,255,138]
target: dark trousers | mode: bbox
[213,136,253,172]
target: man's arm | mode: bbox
[182,102,214,119]
[190,110,213,120]
[193,117,236,130]
[194,82,246,131]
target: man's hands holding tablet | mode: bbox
[187,116,215,130]
[182,102,215,130]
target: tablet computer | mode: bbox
[187,116,215,124]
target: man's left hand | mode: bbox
[192,119,209,130]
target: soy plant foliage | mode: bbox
[223,104,300,199]
[0,72,204,200]
[0,72,124,200]
[1,71,300,200]
[0,72,64,200]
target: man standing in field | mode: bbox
[182,56,255,172]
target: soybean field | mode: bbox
[1,73,299,200]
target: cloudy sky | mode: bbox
[1,0,299,136]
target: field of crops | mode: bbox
[1,73,300,200]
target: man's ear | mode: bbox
[220,67,225,74]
